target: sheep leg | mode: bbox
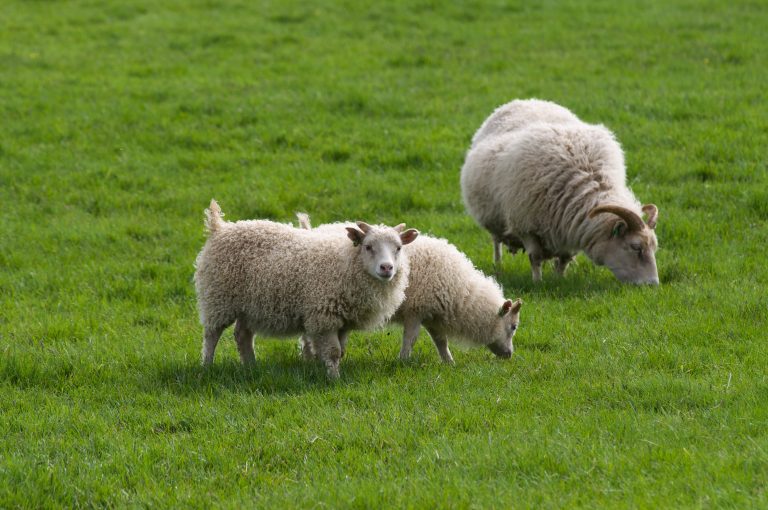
[522,234,545,282]
[555,254,574,276]
[234,319,256,366]
[398,317,422,360]
[338,329,349,358]
[492,237,503,265]
[426,326,454,364]
[201,324,226,366]
[314,332,343,379]
[300,335,316,361]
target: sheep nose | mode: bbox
[379,263,393,272]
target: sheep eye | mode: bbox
[396,246,401,252]
[630,243,642,252]
[511,324,518,332]
[365,245,372,252]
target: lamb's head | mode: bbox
[346,221,419,281]
[587,204,659,285]
[486,299,523,359]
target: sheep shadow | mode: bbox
[147,351,419,396]
[494,270,623,299]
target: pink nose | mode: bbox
[379,263,393,273]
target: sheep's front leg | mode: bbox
[554,254,574,277]
[426,326,454,364]
[314,332,343,379]
[398,317,422,360]
[234,319,256,366]
[522,234,546,282]
[202,324,226,366]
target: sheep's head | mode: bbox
[486,298,522,359]
[587,204,659,285]
[346,221,419,281]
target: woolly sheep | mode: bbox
[194,200,419,378]
[296,214,522,363]
[461,99,660,285]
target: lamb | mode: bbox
[296,214,522,363]
[461,98,660,285]
[194,200,419,378]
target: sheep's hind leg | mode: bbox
[202,324,226,366]
[522,234,546,282]
[398,317,422,360]
[314,332,343,379]
[338,329,349,358]
[234,319,256,366]
[426,326,454,364]
[300,335,317,361]
[493,237,503,266]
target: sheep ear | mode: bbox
[400,228,419,245]
[499,298,522,317]
[611,221,626,238]
[393,223,406,233]
[346,227,365,247]
[356,221,372,233]
[642,204,658,229]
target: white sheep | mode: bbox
[297,215,522,363]
[194,200,419,378]
[461,99,660,284]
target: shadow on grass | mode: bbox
[146,351,421,396]
[495,269,624,299]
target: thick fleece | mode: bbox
[461,98,659,284]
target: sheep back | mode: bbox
[394,236,504,336]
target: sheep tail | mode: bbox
[296,212,312,230]
[204,199,224,235]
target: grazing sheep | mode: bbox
[461,98,660,285]
[297,215,522,363]
[194,200,419,378]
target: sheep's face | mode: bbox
[588,204,660,285]
[593,228,659,285]
[486,299,522,359]
[346,222,419,281]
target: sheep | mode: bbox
[296,214,522,363]
[193,200,419,378]
[461,98,660,284]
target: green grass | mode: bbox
[1,0,767,507]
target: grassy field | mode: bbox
[1,0,767,507]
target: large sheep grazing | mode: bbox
[461,99,660,285]
[297,214,522,363]
[194,200,419,378]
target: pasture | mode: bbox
[1,0,766,507]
